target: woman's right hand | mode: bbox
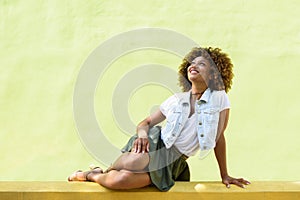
[134,109,165,154]
[132,137,149,153]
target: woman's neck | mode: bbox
[189,84,207,114]
[191,84,207,96]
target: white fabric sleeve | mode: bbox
[219,91,230,111]
[159,95,176,116]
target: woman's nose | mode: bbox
[190,62,195,67]
[189,63,198,68]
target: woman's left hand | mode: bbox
[222,175,251,188]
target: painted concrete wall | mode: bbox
[0,0,299,181]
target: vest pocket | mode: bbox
[203,108,219,125]
[164,108,181,136]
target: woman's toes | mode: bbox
[68,170,84,181]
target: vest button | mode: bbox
[200,134,204,137]
[199,122,202,125]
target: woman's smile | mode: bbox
[189,67,199,75]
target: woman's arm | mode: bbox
[214,109,230,179]
[133,109,166,153]
[214,109,250,188]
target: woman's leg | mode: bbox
[69,169,151,189]
[109,152,150,172]
[88,169,151,189]
[68,152,151,189]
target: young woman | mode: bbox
[68,47,250,191]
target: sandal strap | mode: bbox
[90,166,103,171]
[85,171,93,181]
[85,169,103,181]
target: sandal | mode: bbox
[85,166,104,181]
[68,166,104,182]
[89,165,103,173]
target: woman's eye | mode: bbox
[189,61,206,67]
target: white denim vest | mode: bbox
[161,89,227,156]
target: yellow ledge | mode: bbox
[0,181,299,200]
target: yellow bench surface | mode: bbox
[0,181,299,200]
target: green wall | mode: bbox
[0,0,299,181]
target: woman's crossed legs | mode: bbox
[68,152,151,189]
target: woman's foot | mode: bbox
[68,166,104,182]
[89,164,104,173]
[67,170,86,181]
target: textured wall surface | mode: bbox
[0,0,299,181]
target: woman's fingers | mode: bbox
[137,139,142,153]
[133,139,141,153]
[237,178,251,185]
[146,142,150,152]
[232,179,245,188]
[222,176,251,188]
[141,138,149,153]
[133,138,149,153]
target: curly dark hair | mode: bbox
[178,47,234,93]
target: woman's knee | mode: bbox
[123,153,150,171]
[112,152,150,172]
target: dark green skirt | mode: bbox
[121,126,190,191]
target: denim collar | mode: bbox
[175,88,212,105]
[199,88,212,103]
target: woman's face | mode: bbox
[187,56,210,84]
